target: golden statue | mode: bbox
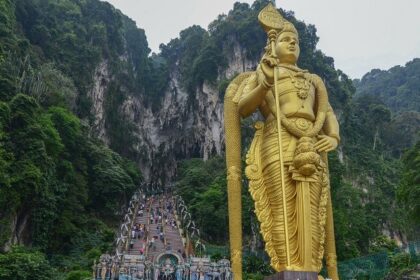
[224,4,339,280]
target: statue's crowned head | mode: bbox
[279,21,298,36]
[259,3,300,64]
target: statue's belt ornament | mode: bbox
[265,117,313,133]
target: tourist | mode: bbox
[137,225,143,239]
[139,242,145,255]
[151,236,156,251]
[135,225,139,239]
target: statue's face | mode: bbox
[275,31,300,64]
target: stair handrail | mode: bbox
[124,191,141,254]
[173,194,206,256]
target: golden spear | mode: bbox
[259,4,291,268]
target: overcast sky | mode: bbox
[103,0,420,79]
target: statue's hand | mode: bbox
[260,56,277,85]
[315,135,338,152]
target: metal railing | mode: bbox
[173,194,206,256]
[320,240,420,280]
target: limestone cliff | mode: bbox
[89,40,258,183]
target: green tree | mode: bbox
[0,246,57,280]
[398,141,420,234]
[355,58,420,114]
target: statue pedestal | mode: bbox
[264,271,318,280]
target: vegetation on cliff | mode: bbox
[0,0,418,278]
[0,0,142,276]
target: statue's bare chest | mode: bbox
[264,68,316,120]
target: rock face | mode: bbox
[91,41,258,183]
[89,61,110,144]
[2,211,30,252]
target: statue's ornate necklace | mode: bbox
[279,64,311,100]
[291,73,310,100]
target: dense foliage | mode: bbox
[354,59,420,156]
[398,141,420,231]
[0,0,142,277]
[10,0,169,159]
[0,246,58,280]
[176,157,256,243]
[354,59,420,114]
[0,93,140,274]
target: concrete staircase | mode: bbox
[126,196,185,263]
[161,199,184,254]
[127,202,148,255]
[145,198,165,261]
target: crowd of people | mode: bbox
[130,202,148,255]
[95,193,233,280]
[130,195,179,255]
